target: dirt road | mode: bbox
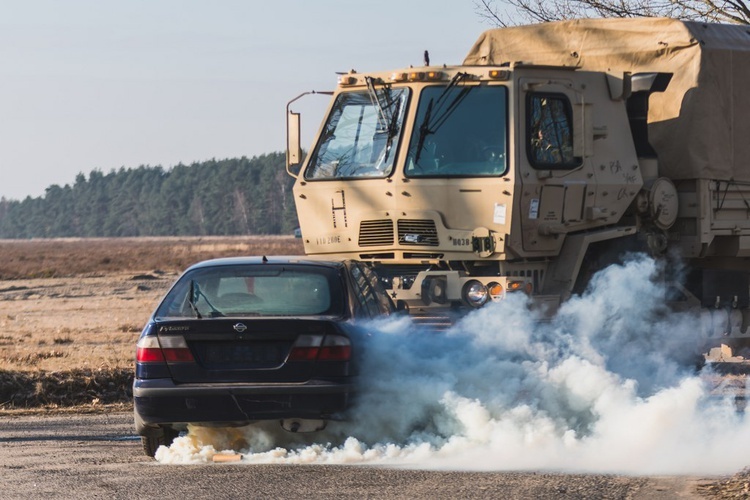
[0,411,706,499]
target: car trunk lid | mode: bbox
[156,318,346,384]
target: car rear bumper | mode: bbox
[133,378,353,431]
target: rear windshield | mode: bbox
[155,264,345,319]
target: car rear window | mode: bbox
[155,264,345,319]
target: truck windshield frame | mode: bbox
[304,87,409,180]
[405,85,508,178]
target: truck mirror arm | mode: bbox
[286,90,334,178]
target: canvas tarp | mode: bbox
[464,18,750,181]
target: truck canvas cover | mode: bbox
[464,18,750,181]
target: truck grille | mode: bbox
[398,219,439,246]
[358,219,394,246]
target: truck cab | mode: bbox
[286,17,750,350]
[286,64,646,313]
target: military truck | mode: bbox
[285,18,750,344]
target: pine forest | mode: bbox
[0,153,299,238]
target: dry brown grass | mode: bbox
[0,235,304,279]
[0,368,133,408]
[0,236,303,409]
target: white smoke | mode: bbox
[155,255,750,474]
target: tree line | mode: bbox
[0,153,300,238]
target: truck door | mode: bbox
[518,80,589,254]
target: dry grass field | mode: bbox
[0,236,303,280]
[0,236,302,410]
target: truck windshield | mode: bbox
[305,87,409,180]
[405,85,508,177]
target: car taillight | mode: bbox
[136,335,194,363]
[287,334,322,361]
[318,335,352,361]
[160,335,195,362]
[288,334,351,362]
[136,336,165,362]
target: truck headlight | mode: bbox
[462,280,488,308]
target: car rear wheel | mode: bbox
[141,426,179,457]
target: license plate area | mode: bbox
[194,341,292,369]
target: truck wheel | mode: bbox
[692,352,707,372]
[141,426,179,457]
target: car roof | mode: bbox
[184,255,351,272]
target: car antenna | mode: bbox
[424,50,430,66]
[262,255,268,263]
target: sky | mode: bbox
[0,0,498,200]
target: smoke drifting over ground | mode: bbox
[156,256,750,474]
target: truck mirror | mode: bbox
[285,90,334,178]
[286,110,302,177]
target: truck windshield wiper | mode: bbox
[414,72,472,163]
[365,77,392,133]
[365,77,401,162]
[415,98,434,163]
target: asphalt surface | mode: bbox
[0,411,708,499]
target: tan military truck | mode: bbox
[285,18,750,345]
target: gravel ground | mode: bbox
[0,249,748,498]
[0,412,708,500]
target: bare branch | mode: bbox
[473,0,510,26]
[476,0,750,25]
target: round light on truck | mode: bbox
[462,280,488,308]
[487,282,504,302]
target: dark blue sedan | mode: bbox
[133,256,394,457]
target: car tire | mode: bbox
[141,426,179,458]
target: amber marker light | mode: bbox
[487,282,504,302]
[488,69,510,80]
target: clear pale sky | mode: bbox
[0,0,496,200]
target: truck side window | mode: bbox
[527,93,579,169]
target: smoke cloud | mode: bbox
[156,255,750,474]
